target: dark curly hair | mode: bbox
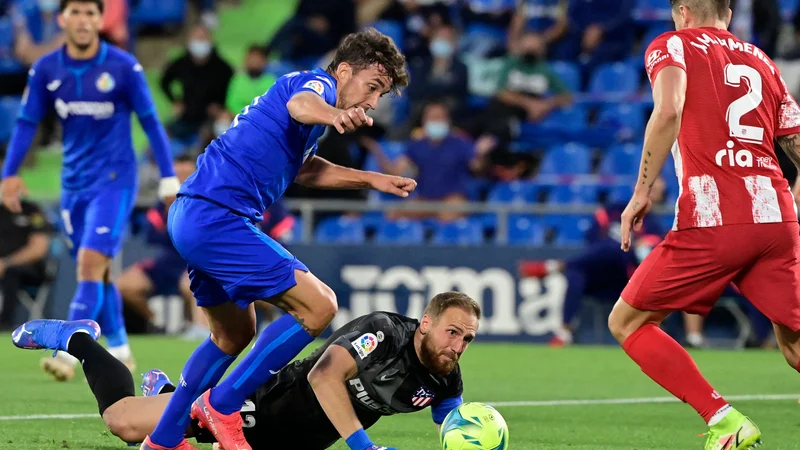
[669,0,729,19]
[327,28,409,96]
[60,0,104,13]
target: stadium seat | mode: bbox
[546,215,594,246]
[129,0,186,26]
[550,61,581,92]
[589,63,640,96]
[639,24,674,59]
[506,215,546,246]
[596,104,646,141]
[375,219,425,244]
[547,184,600,204]
[634,0,673,21]
[598,143,642,176]
[0,96,21,142]
[605,185,634,204]
[781,0,799,21]
[364,141,407,202]
[0,17,24,75]
[487,181,540,204]
[315,216,366,243]
[431,219,484,246]
[658,214,675,232]
[538,143,592,175]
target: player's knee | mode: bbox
[306,284,337,332]
[76,249,110,280]
[779,344,800,370]
[103,409,140,443]
[212,325,256,355]
[607,306,633,344]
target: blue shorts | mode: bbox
[60,187,135,259]
[138,252,187,296]
[168,196,308,309]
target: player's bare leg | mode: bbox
[117,265,157,322]
[105,395,173,443]
[772,323,800,371]
[609,299,761,449]
[181,273,210,340]
[193,269,337,450]
[683,313,706,348]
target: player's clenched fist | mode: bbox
[0,176,28,213]
[369,173,417,198]
[333,107,373,134]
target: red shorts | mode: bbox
[621,221,800,331]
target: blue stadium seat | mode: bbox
[370,21,405,51]
[129,0,186,26]
[285,216,303,243]
[589,63,640,95]
[781,0,799,21]
[266,60,301,79]
[634,0,673,22]
[658,214,674,233]
[550,61,581,92]
[507,215,546,246]
[547,184,600,204]
[539,143,592,175]
[487,181,540,204]
[0,96,21,142]
[315,216,366,243]
[596,104,646,141]
[375,219,425,244]
[546,215,594,246]
[598,143,641,176]
[431,219,484,246]
[0,17,24,75]
[537,105,588,132]
[639,24,675,59]
[606,185,634,204]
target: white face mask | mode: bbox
[424,121,450,140]
[188,40,212,59]
[38,0,59,13]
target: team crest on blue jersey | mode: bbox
[303,80,325,96]
[96,72,115,93]
[411,386,435,407]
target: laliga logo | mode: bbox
[716,140,752,168]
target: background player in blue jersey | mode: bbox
[144,29,413,450]
[0,0,177,381]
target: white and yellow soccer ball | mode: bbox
[440,402,509,450]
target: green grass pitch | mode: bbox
[2,336,800,449]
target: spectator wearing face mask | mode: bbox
[160,24,234,140]
[225,45,277,116]
[407,25,469,124]
[366,101,489,221]
[13,0,64,66]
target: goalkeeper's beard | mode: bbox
[419,333,458,377]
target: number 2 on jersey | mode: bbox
[724,64,764,144]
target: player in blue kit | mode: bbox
[144,29,413,450]
[0,0,177,381]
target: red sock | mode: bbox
[623,324,728,423]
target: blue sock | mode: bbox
[209,313,314,414]
[98,283,128,347]
[67,281,104,321]
[149,338,235,447]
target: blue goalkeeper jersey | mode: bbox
[19,42,156,191]
[179,68,337,222]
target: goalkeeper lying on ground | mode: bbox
[12,292,479,450]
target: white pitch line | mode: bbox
[0,394,797,421]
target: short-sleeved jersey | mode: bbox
[192,312,464,449]
[20,43,156,191]
[179,68,337,222]
[644,28,800,230]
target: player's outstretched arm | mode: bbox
[621,65,686,251]
[296,155,416,197]
[287,91,372,134]
[308,345,394,450]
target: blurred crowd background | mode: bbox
[1,0,798,348]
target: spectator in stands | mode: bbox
[160,24,234,140]
[466,32,571,145]
[406,25,469,126]
[459,0,517,57]
[730,0,779,58]
[548,0,635,71]
[374,0,452,63]
[0,2,29,96]
[13,0,63,66]
[265,0,356,62]
[366,101,489,221]
[225,45,276,115]
[508,0,567,54]
[0,145,52,330]
[518,177,667,346]
[98,0,129,49]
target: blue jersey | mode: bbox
[179,68,337,222]
[19,42,157,191]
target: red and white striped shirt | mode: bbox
[645,27,800,230]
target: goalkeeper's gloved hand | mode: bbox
[346,429,397,450]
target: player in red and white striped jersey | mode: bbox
[606,1,800,449]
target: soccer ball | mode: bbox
[439,402,509,450]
